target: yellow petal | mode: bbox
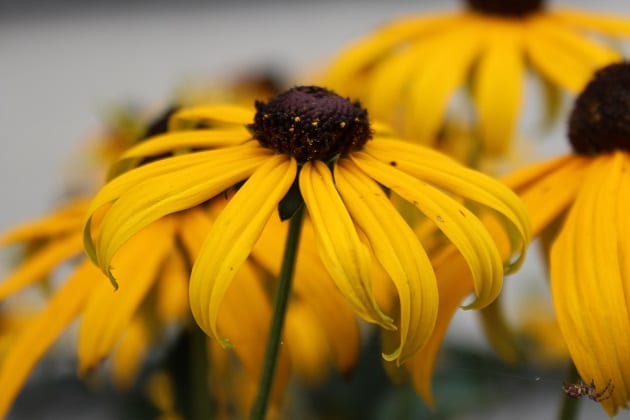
[88,143,270,280]
[111,314,151,390]
[325,12,462,92]
[406,245,473,406]
[299,160,394,329]
[0,259,96,418]
[283,301,332,384]
[551,154,630,415]
[169,105,254,129]
[119,127,252,160]
[0,233,84,300]
[353,152,503,309]
[0,199,88,245]
[524,17,616,93]
[529,15,621,67]
[217,260,291,410]
[404,20,481,140]
[550,9,630,37]
[189,155,296,345]
[78,217,176,375]
[335,159,437,364]
[155,247,190,324]
[365,139,531,271]
[507,155,589,237]
[473,25,525,155]
[251,214,360,374]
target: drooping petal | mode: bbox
[155,247,190,324]
[353,152,503,309]
[473,22,525,155]
[550,9,630,37]
[530,15,621,66]
[524,17,616,92]
[0,259,96,418]
[299,160,394,329]
[169,104,254,128]
[404,20,482,140]
[250,214,360,374]
[325,12,463,92]
[111,314,151,390]
[118,127,252,160]
[283,301,333,384]
[0,199,88,245]
[505,155,589,237]
[365,139,531,271]
[216,260,291,410]
[335,159,437,364]
[551,154,630,415]
[189,155,297,345]
[78,216,176,375]
[406,245,474,407]
[87,143,271,281]
[0,233,84,300]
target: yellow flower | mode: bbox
[409,62,630,415]
[501,62,630,415]
[324,0,630,155]
[84,85,530,365]
[0,102,361,416]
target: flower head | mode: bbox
[324,0,630,155]
[84,85,530,365]
[489,62,630,415]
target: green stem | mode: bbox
[558,360,581,420]
[250,205,305,420]
[190,323,213,420]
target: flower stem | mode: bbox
[558,360,581,420]
[250,205,305,420]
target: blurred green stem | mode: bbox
[558,360,581,420]
[190,324,212,420]
[250,205,305,420]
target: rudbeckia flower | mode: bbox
[0,101,361,417]
[408,62,630,415]
[501,62,630,415]
[84,85,530,367]
[324,0,630,155]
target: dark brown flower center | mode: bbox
[249,86,372,163]
[569,62,630,155]
[466,0,544,17]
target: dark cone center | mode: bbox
[250,86,372,163]
[466,0,544,17]
[569,62,630,155]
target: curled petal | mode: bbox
[353,152,503,309]
[551,154,630,415]
[335,159,437,363]
[300,161,394,329]
[84,143,270,282]
[189,155,297,346]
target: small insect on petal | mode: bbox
[562,379,614,402]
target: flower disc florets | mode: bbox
[569,62,630,155]
[250,86,372,163]
[466,0,544,17]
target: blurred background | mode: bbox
[2,0,630,418]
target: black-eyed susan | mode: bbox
[501,62,630,416]
[407,62,630,416]
[0,99,362,417]
[83,85,530,380]
[324,0,630,155]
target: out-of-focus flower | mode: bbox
[324,0,630,155]
[84,85,530,368]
